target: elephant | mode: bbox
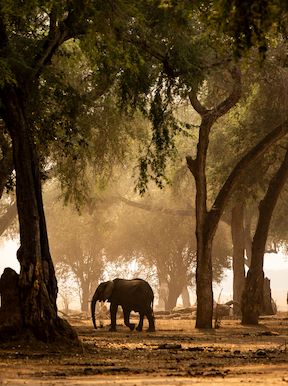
[91,278,155,332]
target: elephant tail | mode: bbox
[91,294,97,329]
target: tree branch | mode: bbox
[87,194,195,217]
[208,120,288,233]
[32,5,91,78]
[188,91,209,116]
[33,26,71,78]
[212,66,242,120]
[119,196,195,216]
[252,148,288,258]
[188,66,241,119]
[48,6,58,40]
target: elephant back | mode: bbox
[113,278,154,307]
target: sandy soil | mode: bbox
[0,315,287,385]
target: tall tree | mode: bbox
[241,148,288,324]
[208,55,288,315]
[0,1,119,341]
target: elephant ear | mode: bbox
[103,280,114,300]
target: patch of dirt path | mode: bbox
[0,316,287,385]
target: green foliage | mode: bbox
[212,0,288,57]
[28,38,140,208]
[77,0,214,194]
[1,0,288,253]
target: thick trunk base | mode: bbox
[0,268,23,337]
[231,203,246,316]
[261,277,277,315]
[181,286,191,308]
[196,287,213,329]
[241,269,264,325]
[195,253,213,329]
[0,268,78,343]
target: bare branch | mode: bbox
[212,66,242,120]
[118,196,194,216]
[188,66,241,120]
[33,27,71,78]
[32,6,89,78]
[88,194,195,217]
[188,91,209,116]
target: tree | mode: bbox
[241,148,288,324]
[207,55,288,316]
[0,1,120,341]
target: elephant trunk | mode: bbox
[91,294,98,329]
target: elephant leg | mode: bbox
[146,306,155,332]
[123,308,135,331]
[109,303,118,331]
[136,313,144,332]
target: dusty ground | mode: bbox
[0,314,287,385]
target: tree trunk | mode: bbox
[166,289,179,311]
[191,115,214,329]
[195,234,214,328]
[0,129,13,199]
[158,281,168,310]
[244,212,252,267]
[231,203,246,314]
[81,280,90,313]
[181,286,191,308]
[186,68,242,329]
[2,86,77,342]
[261,277,276,315]
[0,268,22,337]
[166,279,183,311]
[157,268,169,310]
[242,149,288,324]
[186,68,288,329]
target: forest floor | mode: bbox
[0,313,287,385]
